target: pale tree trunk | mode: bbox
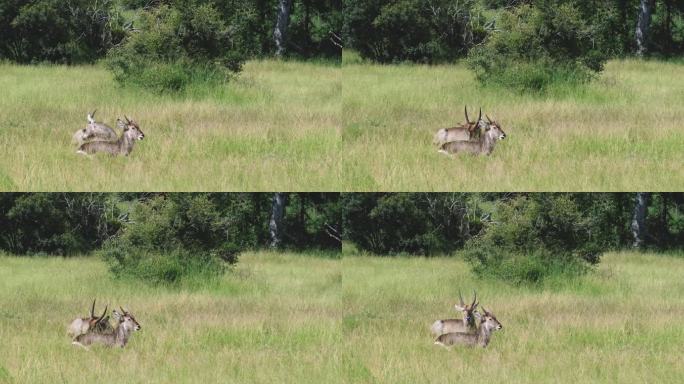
[635,0,654,56]
[269,193,288,248]
[274,0,292,57]
[631,192,650,248]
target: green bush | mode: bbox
[463,194,601,284]
[100,195,241,285]
[106,4,245,93]
[467,3,607,91]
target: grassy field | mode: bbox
[2,251,682,383]
[2,57,683,191]
[0,60,340,191]
[342,53,684,190]
[0,251,342,383]
[343,251,684,383]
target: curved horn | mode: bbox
[120,306,127,314]
[458,290,465,307]
[95,305,108,325]
[124,115,131,124]
[90,299,96,318]
[486,114,493,123]
[477,108,482,123]
[90,109,96,118]
[471,290,478,307]
[464,106,470,123]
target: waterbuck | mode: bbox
[72,307,141,349]
[433,106,483,146]
[438,115,506,156]
[77,116,144,156]
[434,307,503,349]
[66,299,112,339]
[430,291,479,336]
[72,110,119,145]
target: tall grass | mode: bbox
[1,251,682,382]
[0,251,342,383]
[341,57,684,191]
[0,60,341,191]
[342,251,684,383]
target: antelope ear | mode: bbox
[117,119,126,129]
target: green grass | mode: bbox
[2,250,683,383]
[0,251,342,383]
[342,54,684,191]
[0,60,341,191]
[2,56,683,191]
[342,251,684,383]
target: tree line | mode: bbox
[2,193,681,284]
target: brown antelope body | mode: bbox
[73,307,141,349]
[430,291,479,336]
[434,308,502,348]
[433,106,482,146]
[77,116,144,156]
[439,116,506,156]
[72,110,118,145]
[66,299,112,339]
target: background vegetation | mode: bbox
[342,193,684,283]
[0,193,341,284]
[343,0,684,90]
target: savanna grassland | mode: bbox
[0,60,340,191]
[0,252,342,384]
[341,52,684,191]
[342,251,684,383]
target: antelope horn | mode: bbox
[477,108,482,123]
[464,106,470,123]
[124,115,131,124]
[120,306,127,314]
[95,305,108,325]
[472,290,478,307]
[486,114,493,123]
[458,290,465,307]
[90,299,96,318]
[89,109,96,118]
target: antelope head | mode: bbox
[118,116,145,141]
[454,290,479,327]
[484,115,506,140]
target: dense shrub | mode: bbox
[100,195,244,285]
[343,193,483,255]
[343,0,487,63]
[0,0,126,64]
[106,3,246,92]
[281,193,342,251]
[467,3,607,91]
[0,193,121,255]
[463,194,602,284]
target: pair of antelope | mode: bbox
[73,110,145,156]
[434,106,507,156]
[430,291,503,349]
[67,299,141,350]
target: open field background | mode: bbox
[342,251,684,383]
[0,60,340,191]
[342,54,684,191]
[0,252,342,384]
